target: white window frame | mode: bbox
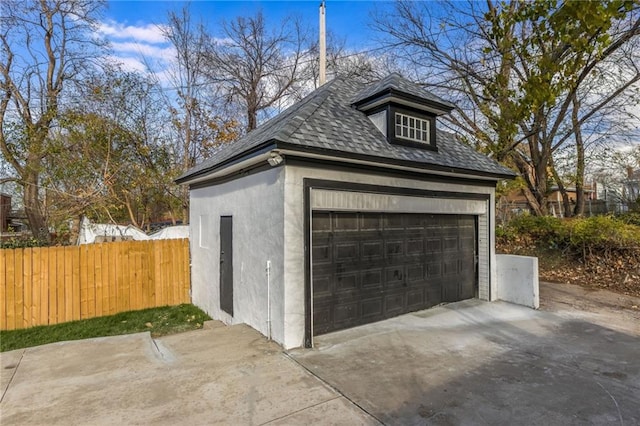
[394,112,430,144]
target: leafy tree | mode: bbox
[0,0,105,242]
[375,0,640,216]
[45,67,176,231]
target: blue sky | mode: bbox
[104,1,384,46]
[100,1,390,77]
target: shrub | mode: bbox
[506,215,566,248]
[617,212,640,227]
[0,236,47,249]
[499,214,640,260]
[566,216,640,258]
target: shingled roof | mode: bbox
[177,75,515,183]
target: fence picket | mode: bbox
[86,244,96,318]
[49,247,58,324]
[23,248,32,328]
[14,249,24,328]
[0,249,6,329]
[38,247,48,325]
[30,248,42,326]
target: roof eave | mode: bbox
[353,88,456,116]
[274,143,516,181]
[175,140,278,185]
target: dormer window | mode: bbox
[395,112,430,144]
[352,73,455,153]
[387,105,437,151]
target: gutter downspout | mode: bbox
[266,260,272,340]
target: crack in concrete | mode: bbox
[282,352,385,425]
[259,395,342,425]
[150,337,176,363]
[1,349,25,403]
[597,381,624,426]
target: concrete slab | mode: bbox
[0,324,376,425]
[290,300,640,425]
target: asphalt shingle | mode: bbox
[177,75,515,183]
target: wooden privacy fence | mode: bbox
[0,239,190,331]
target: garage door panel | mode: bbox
[334,302,358,324]
[312,212,476,336]
[407,288,425,309]
[362,269,383,288]
[362,241,383,258]
[407,264,424,282]
[360,214,382,230]
[383,214,404,229]
[335,273,358,292]
[313,275,332,296]
[335,243,358,261]
[361,297,383,318]
[313,212,332,231]
[384,267,405,287]
[426,262,442,277]
[426,238,442,252]
[334,213,359,230]
[312,244,331,264]
[384,293,405,315]
[443,237,459,251]
[385,240,405,257]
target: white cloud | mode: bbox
[98,20,168,44]
[110,41,175,61]
[97,18,178,86]
[104,55,149,73]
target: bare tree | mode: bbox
[302,33,399,91]
[162,6,239,222]
[203,11,310,131]
[0,0,105,242]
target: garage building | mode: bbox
[177,74,515,349]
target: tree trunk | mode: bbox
[572,94,586,217]
[23,170,50,244]
[247,106,257,131]
[181,185,190,224]
[513,153,548,215]
[549,159,572,218]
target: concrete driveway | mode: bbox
[1,322,377,425]
[290,299,640,425]
[2,288,639,426]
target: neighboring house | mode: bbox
[623,167,640,203]
[177,74,515,349]
[0,193,10,233]
[502,185,596,218]
[0,193,28,235]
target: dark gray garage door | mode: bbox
[312,212,476,336]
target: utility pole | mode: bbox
[319,1,326,86]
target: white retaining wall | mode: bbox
[496,254,539,309]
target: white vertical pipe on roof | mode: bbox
[319,1,326,86]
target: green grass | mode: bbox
[0,304,211,352]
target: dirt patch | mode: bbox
[539,281,640,336]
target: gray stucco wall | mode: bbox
[189,162,498,350]
[283,164,497,348]
[189,167,286,344]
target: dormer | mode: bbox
[352,73,455,152]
